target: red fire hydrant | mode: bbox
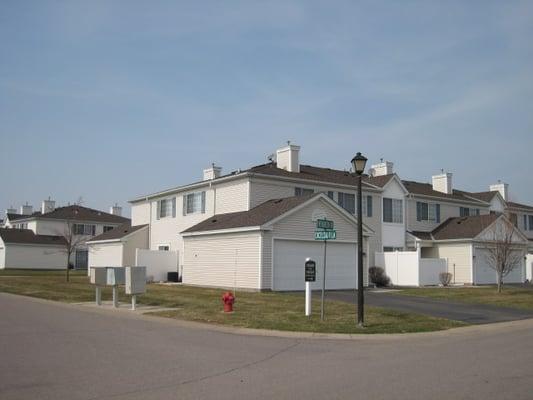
[222,292,235,313]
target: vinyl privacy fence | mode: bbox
[375,251,446,286]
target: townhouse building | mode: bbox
[87,142,532,289]
[0,200,129,270]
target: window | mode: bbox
[103,226,114,233]
[327,191,334,200]
[338,192,355,214]
[158,245,170,251]
[529,215,533,231]
[183,192,205,215]
[360,195,373,217]
[524,215,528,230]
[158,197,176,219]
[460,207,480,217]
[295,187,314,197]
[383,198,403,223]
[73,224,96,236]
[417,202,440,223]
[509,212,518,227]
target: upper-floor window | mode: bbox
[360,195,373,217]
[158,245,170,251]
[295,187,314,197]
[103,226,114,233]
[525,215,533,231]
[460,207,480,217]
[338,192,355,214]
[327,191,334,200]
[509,212,518,227]
[183,192,205,215]
[416,202,440,223]
[383,198,403,223]
[158,197,176,219]
[73,224,96,236]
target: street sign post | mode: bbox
[314,218,336,320]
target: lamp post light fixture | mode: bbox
[351,152,367,327]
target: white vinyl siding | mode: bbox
[2,244,66,270]
[434,243,472,284]
[215,179,249,214]
[183,232,261,289]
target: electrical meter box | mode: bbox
[106,267,125,286]
[90,267,107,285]
[125,266,146,295]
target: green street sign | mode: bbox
[315,230,337,240]
[316,219,334,230]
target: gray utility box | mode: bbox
[106,267,126,286]
[125,266,146,295]
[90,267,107,286]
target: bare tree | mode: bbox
[483,218,525,293]
[58,221,87,282]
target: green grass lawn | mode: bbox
[397,286,533,311]
[0,269,465,334]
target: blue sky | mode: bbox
[1,1,532,216]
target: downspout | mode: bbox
[147,197,152,250]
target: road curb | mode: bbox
[2,292,533,341]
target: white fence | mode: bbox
[375,251,447,286]
[527,254,533,282]
[135,249,178,282]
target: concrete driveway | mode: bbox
[325,290,533,324]
[1,293,533,400]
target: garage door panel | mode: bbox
[273,240,357,291]
[475,249,524,284]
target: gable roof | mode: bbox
[507,201,533,212]
[0,228,67,246]
[12,205,129,224]
[6,213,31,222]
[430,214,500,240]
[246,163,379,189]
[88,223,148,242]
[467,191,499,203]
[183,195,315,233]
[401,180,487,204]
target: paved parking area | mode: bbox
[325,290,533,324]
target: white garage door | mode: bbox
[475,248,524,284]
[273,239,357,291]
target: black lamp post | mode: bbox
[351,152,367,327]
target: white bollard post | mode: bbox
[305,281,312,317]
[112,286,118,308]
[131,295,136,311]
[95,286,101,306]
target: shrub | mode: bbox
[439,272,453,286]
[369,266,391,287]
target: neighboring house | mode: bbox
[1,200,129,269]
[122,142,533,289]
[408,214,528,285]
[0,228,67,270]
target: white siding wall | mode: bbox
[131,202,151,226]
[122,228,149,266]
[88,242,123,268]
[3,244,67,269]
[249,179,295,208]
[183,232,261,289]
[215,179,250,214]
[434,243,473,284]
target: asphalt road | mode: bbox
[1,293,533,400]
[326,290,533,324]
